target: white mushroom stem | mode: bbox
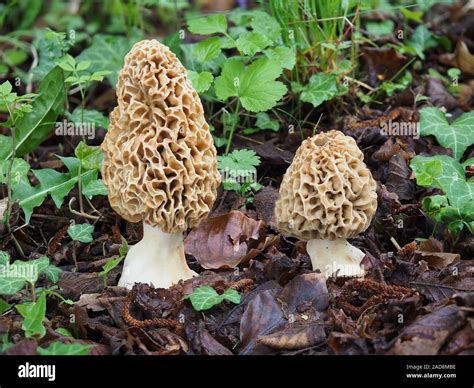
[306,238,366,278]
[118,223,197,289]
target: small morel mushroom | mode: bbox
[101,40,220,289]
[275,130,377,278]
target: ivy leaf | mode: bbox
[293,73,338,108]
[235,32,271,56]
[37,341,94,356]
[194,37,222,62]
[67,223,94,243]
[0,298,12,314]
[0,277,27,296]
[187,14,227,35]
[215,58,286,112]
[264,46,296,70]
[411,155,474,208]
[419,108,474,161]
[187,70,214,93]
[18,292,47,338]
[184,285,241,311]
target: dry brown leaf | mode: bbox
[184,210,265,269]
[413,251,460,269]
[440,41,474,76]
[257,322,325,350]
[389,304,465,355]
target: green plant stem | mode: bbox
[4,104,25,258]
[225,100,240,155]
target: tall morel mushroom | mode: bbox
[101,40,220,289]
[275,130,377,278]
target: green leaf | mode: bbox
[75,141,104,170]
[37,341,94,356]
[0,278,26,296]
[419,108,474,161]
[264,46,296,70]
[235,32,271,56]
[66,108,109,129]
[293,73,338,108]
[19,292,46,338]
[184,285,240,311]
[82,179,108,198]
[3,49,28,66]
[215,57,286,112]
[217,149,261,173]
[400,7,423,23]
[67,223,94,243]
[194,37,222,62]
[408,26,437,59]
[187,71,214,93]
[411,155,474,209]
[0,298,12,315]
[250,11,281,43]
[187,14,227,35]
[76,35,140,86]
[12,160,97,223]
[366,20,395,37]
[0,158,29,185]
[11,66,66,157]
[255,112,279,131]
[32,168,77,208]
[98,256,123,278]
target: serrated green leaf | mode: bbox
[215,58,286,112]
[419,108,474,161]
[194,37,222,62]
[264,46,296,70]
[187,14,227,35]
[293,73,338,108]
[250,11,281,43]
[187,71,214,93]
[235,32,271,56]
[67,223,94,243]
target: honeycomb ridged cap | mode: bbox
[101,40,220,233]
[275,130,377,240]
